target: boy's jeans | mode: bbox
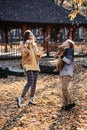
[61,75,73,106]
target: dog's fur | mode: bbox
[54,46,65,72]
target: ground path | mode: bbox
[0,60,87,130]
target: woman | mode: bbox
[17,30,42,108]
[60,39,76,111]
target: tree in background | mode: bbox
[68,0,84,20]
[54,0,87,20]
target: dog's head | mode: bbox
[57,46,64,56]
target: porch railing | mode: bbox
[0,42,87,59]
[0,43,21,59]
[49,42,87,57]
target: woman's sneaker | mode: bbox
[17,97,22,108]
[61,105,66,110]
[28,97,36,105]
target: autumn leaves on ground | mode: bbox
[0,64,87,130]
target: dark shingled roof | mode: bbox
[0,0,87,25]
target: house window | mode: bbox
[8,29,22,43]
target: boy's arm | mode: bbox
[62,49,74,64]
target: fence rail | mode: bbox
[0,42,87,59]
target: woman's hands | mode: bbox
[37,51,43,58]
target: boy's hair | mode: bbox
[66,39,74,50]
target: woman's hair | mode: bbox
[23,30,35,44]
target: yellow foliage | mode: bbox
[68,9,80,21]
[73,0,84,6]
[73,0,84,4]
[68,0,84,20]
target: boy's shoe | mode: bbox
[28,97,36,105]
[65,102,76,111]
[17,97,22,108]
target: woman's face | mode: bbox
[28,34,33,40]
[28,34,34,44]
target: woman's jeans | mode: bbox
[21,70,39,98]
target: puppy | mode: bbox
[54,46,65,72]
